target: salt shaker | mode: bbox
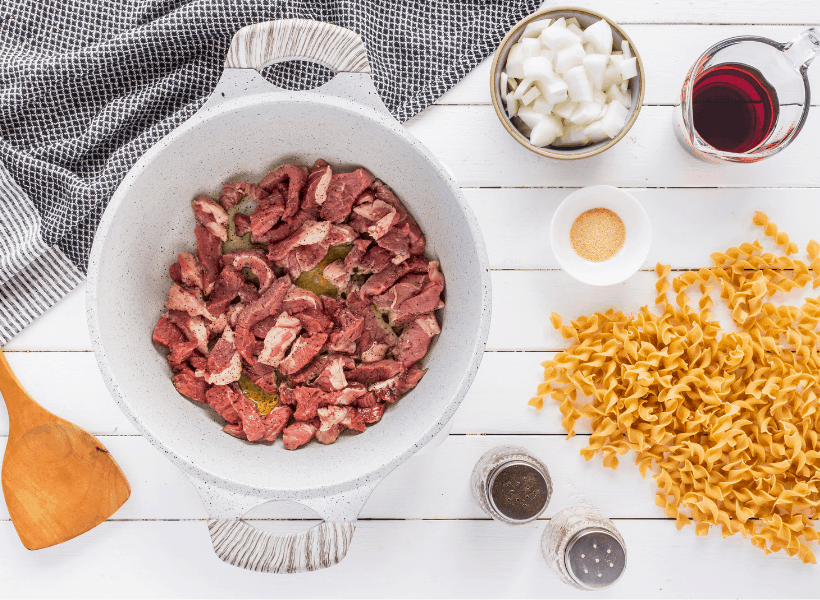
[541,506,627,590]
[470,445,552,524]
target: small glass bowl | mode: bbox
[550,185,651,286]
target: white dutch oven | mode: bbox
[86,20,491,573]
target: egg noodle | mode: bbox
[529,212,820,562]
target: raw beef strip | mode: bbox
[313,357,348,392]
[250,201,285,238]
[167,340,198,371]
[189,353,208,374]
[356,391,379,408]
[351,199,398,240]
[254,206,315,244]
[360,256,427,297]
[235,276,293,364]
[195,224,222,295]
[369,365,426,403]
[343,239,371,272]
[226,303,245,328]
[346,360,404,384]
[226,386,266,442]
[206,385,241,424]
[279,386,327,420]
[165,284,214,321]
[356,245,393,276]
[219,181,268,210]
[372,273,426,319]
[205,312,227,338]
[347,291,398,362]
[170,252,204,291]
[242,361,278,394]
[257,312,302,367]
[283,287,322,313]
[303,159,333,209]
[393,313,441,367]
[223,423,247,439]
[289,354,355,386]
[238,281,260,304]
[372,180,425,256]
[358,402,386,424]
[377,224,414,265]
[283,419,320,450]
[328,310,365,353]
[268,221,331,263]
[315,405,364,444]
[192,196,229,241]
[391,261,446,327]
[327,384,368,406]
[222,249,275,293]
[206,265,245,316]
[205,326,242,385]
[260,404,293,442]
[278,332,329,375]
[167,309,209,355]
[234,213,252,237]
[295,309,333,336]
[260,164,308,222]
[322,260,350,292]
[172,368,208,403]
[319,168,375,223]
[279,243,328,280]
[250,314,279,339]
[153,314,184,348]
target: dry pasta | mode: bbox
[530,213,820,563]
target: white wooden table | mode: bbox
[3,2,820,597]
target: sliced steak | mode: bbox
[323,260,350,292]
[205,326,242,385]
[242,361,279,394]
[222,249,275,293]
[165,284,214,322]
[315,405,364,444]
[393,313,441,367]
[206,385,241,424]
[257,312,302,367]
[228,387,266,442]
[289,353,355,386]
[283,287,322,313]
[268,221,331,263]
[347,291,399,362]
[206,265,245,316]
[283,419,319,450]
[372,273,426,319]
[328,310,365,353]
[369,365,426,403]
[172,368,208,403]
[192,196,229,241]
[167,309,209,355]
[303,159,333,209]
[278,332,329,375]
[359,256,427,297]
[351,199,398,240]
[260,164,308,222]
[223,422,247,439]
[358,402,386,424]
[236,276,292,332]
[260,404,293,442]
[280,386,326,420]
[171,252,204,291]
[153,314,185,348]
[195,224,222,295]
[313,357,348,392]
[319,168,375,223]
[391,261,445,327]
[327,383,368,406]
[250,314,279,339]
[372,180,425,256]
[346,360,404,384]
[234,213,252,237]
[219,180,267,210]
[254,206,315,245]
[250,201,285,238]
[205,312,227,338]
[167,339,199,371]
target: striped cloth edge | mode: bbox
[0,163,84,345]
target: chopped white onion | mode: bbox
[521,19,552,39]
[501,71,508,93]
[601,101,628,137]
[506,90,520,118]
[554,44,586,74]
[533,97,554,114]
[529,115,564,147]
[566,23,585,42]
[601,63,623,88]
[619,57,638,80]
[543,78,569,105]
[506,44,526,78]
[621,40,632,59]
[520,85,541,106]
[517,107,545,129]
[583,119,609,142]
[552,99,577,119]
[582,19,613,55]
[540,24,579,50]
[582,53,607,90]
[564,65,593,102]
[570,101,603,126]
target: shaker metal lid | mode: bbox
[564,528,626,589]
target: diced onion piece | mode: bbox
[520,85,541,106]
[529,115,564,147]
[522,19,552,39]
[523,56,554,79]
[508,77,518,91]
[570,101,603,126]
[621,40,632,59]
[609,54,624,67]
[596,103,608,120]
[533,97,554,115]
[566,23,584,42]
[517,107,546,129]
[582,19,613,55]
[540,49,555,61]
[583,119,609,142]
[505,43,526,78]
[555,43,586,74]
[543,78,569,105]
[501,71,508,93]
[620,80,629,95]
[551,17,567,28]
[565,17,580,28]
[540,24,580,50]
[582,53,608,90]
[557,124,589,146]
[552,99,577,119]
[601,100,628,138]
[602,64,623,88]
[521,38,542,58]
[583,42,595,54]
[513,76,534,100]
[592,89,607,106]
[606,84,631,108]
[619,57,638,80]
[506,91,520,118]
[564,65,593,103]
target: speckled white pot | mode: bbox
[86,20,491,573]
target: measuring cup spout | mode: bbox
[783,28,820,70]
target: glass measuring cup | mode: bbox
[673,28,819,163]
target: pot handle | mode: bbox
[187,472,378,573]
[225,19,370,73]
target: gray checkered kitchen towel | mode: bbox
[0,0,539,344]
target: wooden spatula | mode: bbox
[0,348,130,549]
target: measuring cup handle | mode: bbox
[225,19,371,73]
[784,28,820,70]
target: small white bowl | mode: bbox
[550,186,651,286]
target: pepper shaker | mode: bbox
[541,506,627,590]
[470,445,552,524]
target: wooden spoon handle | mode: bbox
[0,349,53,444]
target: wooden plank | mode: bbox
[437,25,820,106]
[404,105,820,188]
[0,351,556,437]
[467,187,820,270]
[2,284,91,351]
[0,519,816,598]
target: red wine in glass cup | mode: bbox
[691,63,779,153]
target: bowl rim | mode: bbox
[549,185,652,286]
[489,6,646,160]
